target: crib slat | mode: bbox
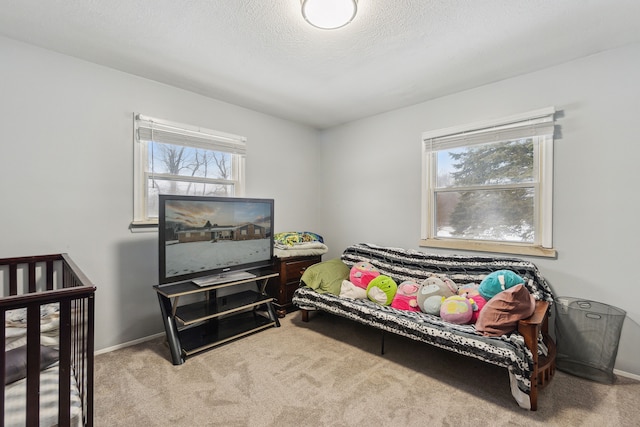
[86,292,95,427]
[46,260,54,290]
[26,303,41,427]
[59,298,72,426]
[28,262,36,293]
[9,263,17,295]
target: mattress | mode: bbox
[4,303,60,350]
[4,364,83,427]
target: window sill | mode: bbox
[129,221,158,233]
[419,238,557,259]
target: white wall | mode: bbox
[318,43,640,377]
[0,36,321,351]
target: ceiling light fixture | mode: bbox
[301,0,358,30]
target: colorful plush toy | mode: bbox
[468,294,487,323]
[349,262,380,289]
[440,295,474,324]
[391,280,421,312]
[457,283,480,297]
[366,275,398,306]
[416,276,458,313]
[478,270,525,301]
[422,295,445,315]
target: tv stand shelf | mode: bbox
[154,267,280,365]
[175,290,274,325]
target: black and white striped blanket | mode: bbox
[292,243,554,403]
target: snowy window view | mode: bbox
[421,108,556,250]
[434,138,537,243]
[145,141,240,219]
[133,114,246,224]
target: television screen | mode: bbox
[158,195,274,285]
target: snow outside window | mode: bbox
[132,114,246,229]
[421,107,557,257]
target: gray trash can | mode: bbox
[554,297,626,383]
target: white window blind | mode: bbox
[423,107,555,151]
[136,114,246,154]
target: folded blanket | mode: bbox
[274,243,328,258]
[274,231,324,247]
[274,241,327,250]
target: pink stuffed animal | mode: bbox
[391,280,421,312]
[349,262,380,289]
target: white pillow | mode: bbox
[339,280,367,299]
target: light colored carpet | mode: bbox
[95,311,639,426]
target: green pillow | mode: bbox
[300,258,349,295]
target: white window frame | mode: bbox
[420,107,557,258]
[131,114,246,230]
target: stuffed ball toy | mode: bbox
[391,280,421,312]
[478,270,525,301]
[440,295,474,324]
[417,276,458,313]
[349,262,380,289]
[366,275,398,306]
[421,295,445,315]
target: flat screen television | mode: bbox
[158,194,274,285]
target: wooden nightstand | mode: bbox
[266,255,322,317]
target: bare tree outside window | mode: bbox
[144,142,238,218]
[133,114,246,225]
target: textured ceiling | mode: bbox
[2,0,640,129]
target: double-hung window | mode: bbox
[421,107,557,257]
[132,114,246,228]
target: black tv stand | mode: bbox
[153,267,280,365]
